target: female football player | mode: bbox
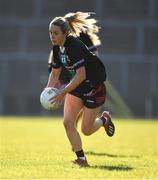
[46,12,115,166]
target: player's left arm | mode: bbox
[61,39,87,93]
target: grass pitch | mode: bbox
[0,116,158,179]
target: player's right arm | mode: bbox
[48,50,53,73]
[47,67,62,87]
[46,46,62,87]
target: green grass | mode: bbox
[0,116,158,179]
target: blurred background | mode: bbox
[0,0,158,118]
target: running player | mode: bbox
[46,12,115,166]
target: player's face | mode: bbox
[49,24,66,46]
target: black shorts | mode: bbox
[69,81,106,109]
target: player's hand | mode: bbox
[51,89,66,104]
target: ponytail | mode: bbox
[65,12,101,46]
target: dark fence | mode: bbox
[0,0,158,117]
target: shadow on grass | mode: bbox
[87,164,133,171]
[85,151,139,158]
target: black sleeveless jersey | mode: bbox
[52,35,106,85]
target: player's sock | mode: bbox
[100,116,107,125]
[78,157,86,160]
[75,150,86,160]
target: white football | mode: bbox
[40,87,60,110]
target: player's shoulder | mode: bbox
[53,45,60,52]
[65,35,87,55]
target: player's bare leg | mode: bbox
[63,94,88,166]
[64,94,83,151]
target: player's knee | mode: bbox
[81,127,91,136]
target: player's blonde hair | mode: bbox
[50,12,101,46]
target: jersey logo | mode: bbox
[61,54,67,64]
